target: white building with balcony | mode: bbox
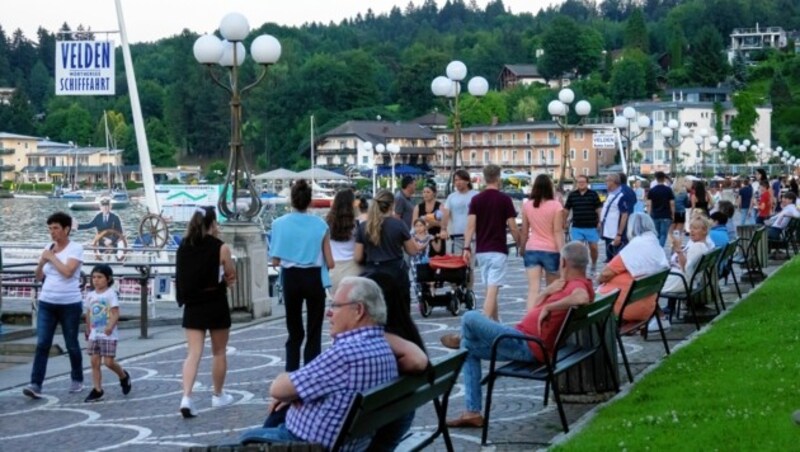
[616,90,772,174]
[729,25,788,63]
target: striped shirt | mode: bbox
[564,189,602,228]
[286,326,398,451]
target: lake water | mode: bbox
[0,198,149,244]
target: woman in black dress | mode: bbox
[176,206,236,418]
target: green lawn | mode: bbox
[555,258,800,451]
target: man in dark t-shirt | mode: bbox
[463,164,519,321]
[646,171,675,247]
[737,181,753,225]
[563,175,602,272]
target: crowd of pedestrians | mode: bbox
[24,165,800,450]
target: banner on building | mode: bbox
[592,133,616,149]
[55,40,115,96]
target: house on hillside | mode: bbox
[497,64,569,90]
[729,25,788,63]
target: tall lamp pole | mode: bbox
[375,143,385,190]
[362,141,375,196]
[386,143,400,192]
[193,13,281,221]
[661,119,690,176]
[547,88,591,192]
[431,61,488,195]
[614,107,650,176]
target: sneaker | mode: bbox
[120,370,132,395]
[84,388,104,403]
[211,392,235,408]
[180,396,197,418]
[69,381,84,393]
[647,316,671,333]
[440,333,461,350]
[22,384,42,399]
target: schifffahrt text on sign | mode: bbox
[55,40,115,96]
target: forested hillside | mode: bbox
[1,0,799,174]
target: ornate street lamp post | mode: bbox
[361,141,375,196]
[385,143,400,192]
[547,88,591,191]
[431,61,488,194]
[614,107,650,176]
[661,119,691,176]
[193,13,281,221]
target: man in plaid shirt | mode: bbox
[240,277,404,450]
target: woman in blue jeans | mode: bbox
[24,212,85,399]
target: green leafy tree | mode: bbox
[688,26,729,87]
[145,117,176,166]
[7,84,36,135]
[459,91,508,127]
[394,45,448,116]
[539,16,602,81]
[610,51,648,103]
[730,91,758,142]
[28,60,51,111]
[624,8,649,53]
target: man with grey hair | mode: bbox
[442,242,594,428]
[462,164,520,320]
[241,276,423,449]
[600,173,631,261]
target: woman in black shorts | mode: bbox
[175,206,236,417]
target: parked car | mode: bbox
[590,182,608,202]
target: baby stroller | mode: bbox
[413,254,476,317]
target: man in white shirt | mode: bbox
[599,173,630,262]
[767,192,799,241]
[440,169,478,254]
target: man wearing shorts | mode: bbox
[462,164,519,321]
[563,175,602,273]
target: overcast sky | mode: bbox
[5,0,559,44]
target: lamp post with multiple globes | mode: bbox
[547,88,591,191]
[193,13,281,221]
[613,107,650,176]
[660,119,691,176]
[431,61,488,194]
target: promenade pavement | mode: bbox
[0,245,784,451]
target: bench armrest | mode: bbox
[489,333,549,370]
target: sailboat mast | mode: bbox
[310,115,315,185]
[104,111,112,192]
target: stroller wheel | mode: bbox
[464,289,476,311]
[448,292,460,316]
[419,299,433,317]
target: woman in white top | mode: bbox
[24,212,85,399]
[662,216,711,294]
[325,189,364,295]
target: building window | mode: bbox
[471,151,477,164]
[574,130,585,140]
[525,132,532,144]
[526,150,532,164]
[484,150,490,163]
[483,133,489,145]
[511,133,517,144]
[598,150,603,158]
[569,149,576,160]
[583,167,589,176]
[362,156,368,165]
[548,131,557,144]
[470,133,476,145]
[548,149,555,164]
[653,110,663,122]
[496,133,503,145]
[512,150,518,163]
[583,149,589,161]
[502,150,509,162]
[539,150,546,163]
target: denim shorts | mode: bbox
[523,250,560,273]
[569,227,599,243]
[476,252,507,287]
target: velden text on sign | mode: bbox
[55,40,115,96]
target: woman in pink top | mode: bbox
[519,174,565,310]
